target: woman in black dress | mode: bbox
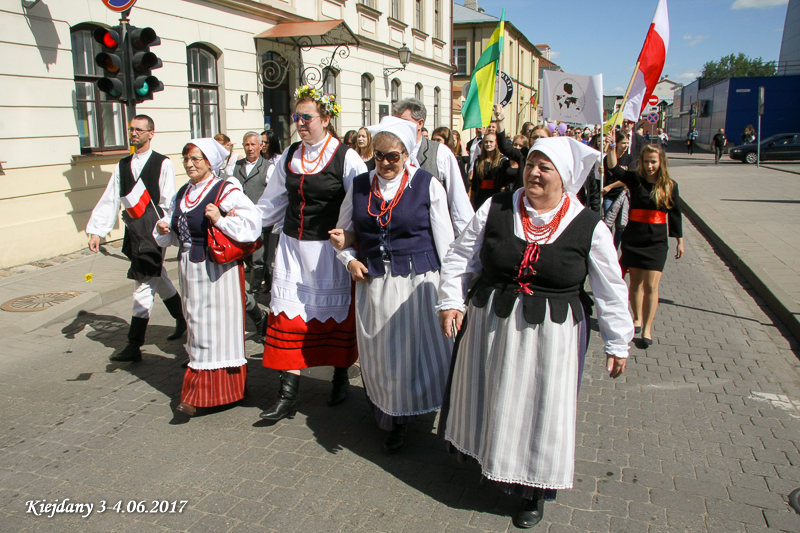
[606,142,684,347]
[470,133,511,209]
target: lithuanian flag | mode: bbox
[461,10,504,129]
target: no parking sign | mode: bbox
[102,0,137,12]
[647,112,659,124]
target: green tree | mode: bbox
[701,53,777,79]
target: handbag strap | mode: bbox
[212,179,237,208]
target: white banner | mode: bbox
[542,71,604,125]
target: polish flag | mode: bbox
[623,0,669,121]
[121,179,151,219]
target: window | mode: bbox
[415,83,423,101]
[187,44,220,138]
[434,0,441,39]
[358,0,375,7]
[361,74,373,127]
[434,87,441,128]
[391,79,402,109]
[71,25,127,153]
[453,40,467,75]
[391,0,401,19]
[415,0,422,30]
[323,68,338,131]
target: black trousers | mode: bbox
[714,146,723,163]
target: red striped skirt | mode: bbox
[181,365,247,407]
[263,307,358,370]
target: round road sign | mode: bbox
[648,95,660,106]
[102,0,137,12]
[647,112,659,124]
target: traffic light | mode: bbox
[129,26,164,103]
[93,26,126,100]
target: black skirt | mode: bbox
[620,220,669,271]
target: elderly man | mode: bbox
[86,114,185,362]
[231,131,275,336]
[393,98,474,235]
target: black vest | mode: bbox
[119,151,167,217]
[469,192,600,325]
[282,141,349,241]
[171,179,226,263]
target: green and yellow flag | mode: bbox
[461,10,504,129]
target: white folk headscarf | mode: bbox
[529,137,601,195]
[367,116,420,168]
[191,138,231,175]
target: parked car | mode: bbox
[729,133,800,164]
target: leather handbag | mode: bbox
[207,181,263,264]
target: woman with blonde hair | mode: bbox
[355,127,375,171]
[470,133,511,209]
[606,142,683,346]
[214,133,239,178]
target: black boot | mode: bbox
[512,498,544,529]
[162,294,187,341]
[110,316,148,362]
[259,372,300,421]
[327,366,350,406]
[383,424,407,452]
[246,304,268,338]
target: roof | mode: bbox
[539,56,558,68]
[453,3,499,24]
[255,20,359,47]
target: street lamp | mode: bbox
[384,44,412,76]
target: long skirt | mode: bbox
[178,251,248,407]
[355,266,453,430]
[441,292,587,491]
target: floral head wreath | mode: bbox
[294,85,342,119]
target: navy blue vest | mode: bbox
[171,179,226,263]
[351,169,440,277]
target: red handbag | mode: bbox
[207,181,263,265]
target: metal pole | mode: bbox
[120,9,136,140]
[757,114,761,169]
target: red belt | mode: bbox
[480,179,497,190]
[629,209,667,224]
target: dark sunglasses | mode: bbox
[374,150,404,163]
[291,113,319,123]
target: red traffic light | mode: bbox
[93,27,120,49]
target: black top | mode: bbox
[712,134,726,148]
[119,151,167,216]
[496,130,528,190]
[618,132,646,171]
[471,157,511,209]
[609,166,682,238]
[469,192,600,325]
[282,141,349,241]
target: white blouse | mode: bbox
[153,175,262,248]
[437,188,633,357]
[335,165,455,268]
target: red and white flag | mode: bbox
[623,0,670,121]
[121,179,152,219]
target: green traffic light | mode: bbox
[136,82,150,96]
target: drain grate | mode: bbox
[1,292,83,312]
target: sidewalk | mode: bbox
[670,157,800,341]
[0,242,177,340]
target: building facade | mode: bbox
[452,2,542,138]
[1,0,453,268]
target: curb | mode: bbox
[680,198,800,343]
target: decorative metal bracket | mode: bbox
[260,30,354,91]
[21,0,42,7]
[383,44,412,77]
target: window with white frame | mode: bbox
[415,83,423,101]
[361,74,373,127]
[391,0,401,19]
[453,40,467,75]
[434,87,441,128]
[187,44,220,138]
[71,25,127,153]
[414,0,423,30]
[324,68,338,131]
[434,0,442,40]
[391,79,402,110]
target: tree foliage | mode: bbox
[701,53,776,79]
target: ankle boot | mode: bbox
[512,498,544,529]
[162,294,187,340]
[246,304,268,337]
[110,316,148,362]
[383,424,408,452]
[327,366,350,406]
[259,372,300,421]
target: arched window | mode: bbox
[361,74,373,127]
[415,83,423,101]
[71,24,127,153]
[187,44,220,138]
[323,68,339,132]
[391,79,402,111]
[434,87,441,128]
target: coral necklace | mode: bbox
[300,134,333,174]
[367,170,409,226]
[184,177,215,209]
[516,193,571,295]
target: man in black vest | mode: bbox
[393,98,474,236]
[231,131,274,336]
[86,115,185,362]
[618,119,646,171]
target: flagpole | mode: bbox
[614,61,640,131]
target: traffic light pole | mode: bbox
[119,9,136,129]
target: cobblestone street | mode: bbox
[2,215,800,533]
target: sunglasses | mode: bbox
[291,113,319,123]
[374,150,404,163]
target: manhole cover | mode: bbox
[1,292,83,312]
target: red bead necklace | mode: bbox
[515,194,571,295]
[184,177,216,209]
[367,170,409,226]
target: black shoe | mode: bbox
[256,310,268,338]
[109,343,142,362]
[512,498,544,529]
[163,294,187,340]
[259,372,300,421]
[642,336,653,347]
[383,425,407,452]
[167,318,187,340]
[634,326,642,334]
[327,366,350,406]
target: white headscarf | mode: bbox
[367,116,419,168]
[528,137,601,195]
[190,138,231,175]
